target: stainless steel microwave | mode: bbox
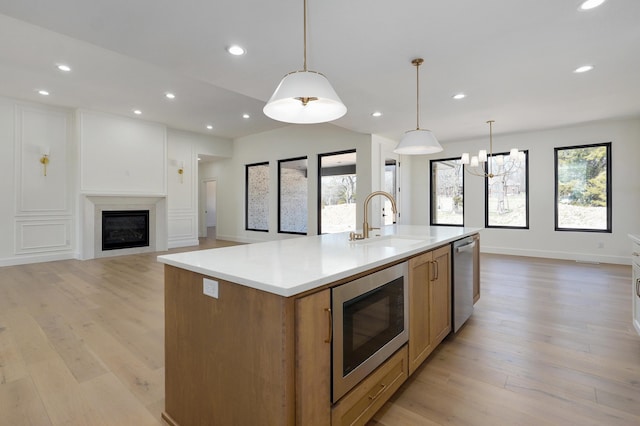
[331,261,409,402]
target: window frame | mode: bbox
[278,156,308,235]
[245,161,270,232]
[429,157,465,227]
[554,142,612,233]
[484,149,530,229]
[317,149,357,235]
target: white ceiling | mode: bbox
[0,0,638,144]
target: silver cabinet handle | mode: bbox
[456,241,476,253]
[633,252,640,257]
[636,278,640,298]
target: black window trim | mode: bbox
[317,149,357,235]
[278,156,309,235]
[245,161,270,232]
[429,156,465,227]
[484,149,530,230]
[553,142,612,233]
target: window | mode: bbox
[485,150,529,228]
[430,158,464,226]
[554,142,611,232]
[245,162,269,232]
[383,159,397,226]
[318,150,357,234]
[278,157,308,234]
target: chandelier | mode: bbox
[461,120,523,178]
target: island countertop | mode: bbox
[157,225,482,297]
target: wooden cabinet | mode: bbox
[632,238,640,335]
[295,290,332,425]
[408,244,451,375]
[331,346,408,426]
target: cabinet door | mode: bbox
[430,245,451,348]
[408,251,433,375]
[295,289,331,425]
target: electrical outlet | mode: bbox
[203,278,219,299]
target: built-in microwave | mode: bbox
[331,261,409,402]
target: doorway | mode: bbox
[201,179,217,239]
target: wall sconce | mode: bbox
[40,147,50,176]
[178,161,184,183]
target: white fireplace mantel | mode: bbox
[81,194,167,259]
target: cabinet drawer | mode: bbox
[331,345,408,426]
[633,241,640,267]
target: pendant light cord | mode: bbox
[303,0,308,71]
[488,120,494,176]
[412,58,424,130]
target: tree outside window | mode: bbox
[485,150,529,228]
[430,158,464,226]
[554,142,611,232]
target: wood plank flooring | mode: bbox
[371,254,640,426]
[1,243,638,425]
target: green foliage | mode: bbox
[557,145,607,207]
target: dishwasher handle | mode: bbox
[456,241,476,253]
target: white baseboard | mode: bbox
[168,238,199,249]
[0,252,76,267]
[481,245,631,266]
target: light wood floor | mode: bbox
[372,255,640,426]
[1,243,638,425]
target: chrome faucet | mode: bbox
[349,191,398,240]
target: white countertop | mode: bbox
[157,225,482,297]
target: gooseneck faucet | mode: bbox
[349,191,398,240]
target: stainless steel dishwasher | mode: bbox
[452,236,477,332]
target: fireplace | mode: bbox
[102,210,150,251]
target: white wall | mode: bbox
[0,97,75,266]
[166,128,232,248]
[201,124,373,243]
[0,95,233,265]
[406,117,640,264]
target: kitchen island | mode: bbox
[158,225,481,426]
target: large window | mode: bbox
[278,157,308,234]
[430,158,464,226]
[554,142,611,232]
[485,150,529,228]
[318,150,357,234]
[245,162,269,232]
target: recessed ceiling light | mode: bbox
[227,45,246,56]
[242,113,250,119]
[165,92,176,99]
[371,111,383,117]
[197,157,202,161]
[574,65,594,73]
[56,64,71,72]
[206,125,213,130]
[133,109,142,115]
[579,0,606,10]
[37,89,50,96]
[452,93,466,100]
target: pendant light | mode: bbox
[461,120,523,178]
[394,58,443,155]
[263,0,347,124]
